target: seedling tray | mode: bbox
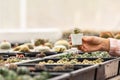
[17,63,91,73]
[69,64,98,80]
[26,57,114,63]
[95,58,120,80]
[0,52,21,56]
[25,51,57,57]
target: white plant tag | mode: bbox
[71,33,83,45]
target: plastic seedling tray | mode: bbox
[95,58,120,80]
[17,57,115,66]
[25,51,57,57]
[70,64,98,80]
[17,63,91,73]
[30,72,64,78]
[0,52,21,56]
[48,73,70,80]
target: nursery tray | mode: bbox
[0,52,21,56]
[30,72,70,80]
[70,64,98,80]
[17,63,91,73]
[95,58,120,80]
[25,51,57,57]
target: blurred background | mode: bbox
[0,0,120,42]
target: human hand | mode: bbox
[77,36,110,52]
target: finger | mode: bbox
[78,45,87,52]
[77,45,82,50]
[81,46,88,52]
[82,44,88,52]
[69,41,72,45]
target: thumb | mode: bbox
[82,36,93,42]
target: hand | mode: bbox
[78,36,110,52]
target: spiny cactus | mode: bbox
[100,32,114,38]
[73,28,81,34]
[0,40,11,50]
[115,33,120,39]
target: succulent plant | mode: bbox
[36,52,46,58]
[34,39,45,46]
[0,67,50,80]
[62,30,72,40]
[44,42,53,49]
[24,43,34,49]
[17,67,30,75]
[52,45,66,53]
[35,64,46,70]
[6,57,20,63]
[115,33,120,39]
[34,75,46,80]
[0,74,4,80]
[34,46,50,52]
[54,40,70,49]
[8,64,18,70]
[0,67,9,77]
[0,40,11,50]
[100,32,114,38]
[17,75,33,80]
[13,46,21,51]
[63,64,74,69]
[53,66,65,71]
[73,28,81,34]
[5,70,17,80]
[19,45,30,52]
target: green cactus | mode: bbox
[0,41,11,50]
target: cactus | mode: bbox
[100,32,114,38]
[73,28,81,34]
[54,40,70,49]
[34,46,50,52]
[115,33,120,39]
[19,45,30,52]
[24,43,34,49]
[0,40,11,50]
[34,39,45,46]
[17,67,30,75]
[8,64,18,70]
[52,45,66,53]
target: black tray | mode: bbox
[17,63,91,73]
[25,51,57,57]
[30,72,64,77]
[95,58,120,80]
[0,52,20,56]
[28,57,114,63]
[3,57,36,60]
[30,71,69,80]
[70,65,98,80]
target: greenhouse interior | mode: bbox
[0,0,120,80]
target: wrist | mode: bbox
[101,38,110,52]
